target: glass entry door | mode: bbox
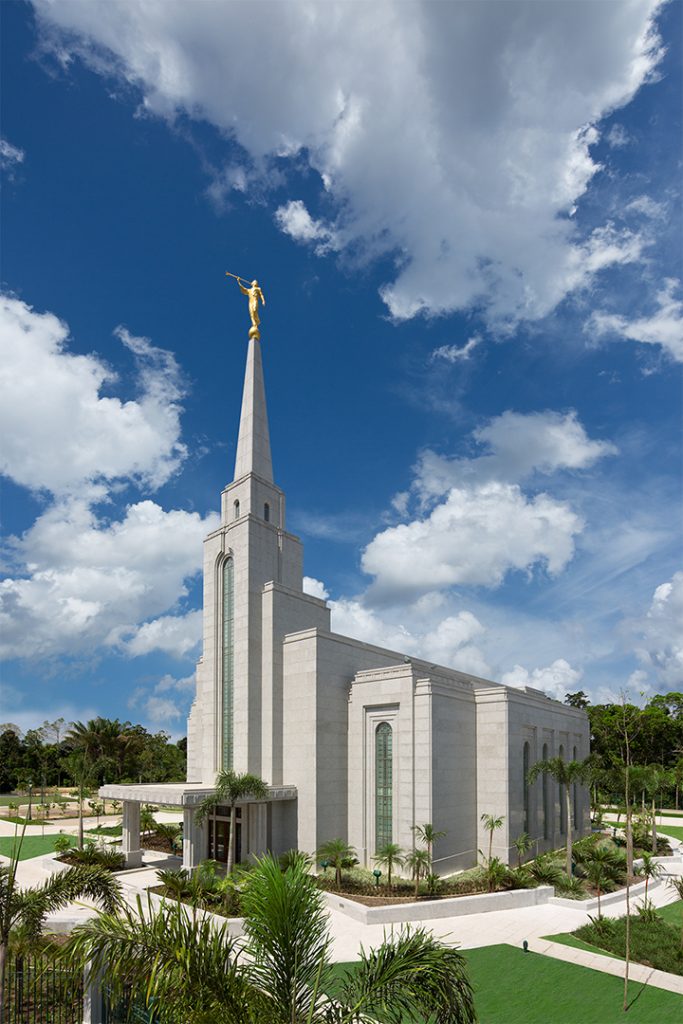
[208,814,242,864]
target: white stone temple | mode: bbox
[103,327,590,873]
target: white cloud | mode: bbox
[119,610,203,658]
[302,576,329,601]
[275,200,338,254]
[0,138,25,169]
[128,672,196,727]
[624,195,666,220]
[633,571,683,686]
[431,336,481,363]
[363,482,582,596]
[501,658,582,701]
[0,297,187,495]
[606,123,631,148]
[33,0,664,324]
[330,597,490,677]
[588,278,683,362]
[411,409,615,505]
[1,496,218,661]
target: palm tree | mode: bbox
[582,844,624,918]
[480,813,504,865]
[638,851,663,900]
[404,848,431,898]
[66,854,476,1024]
[513,831,532,868]
[527,756,591,877]
[373,842,404,889]
[64,749,94,849]
[195,771,268,874]
[0,827,121,1007]
[316,838,356,889]
[642,765,668,853]
[411,822,446,874]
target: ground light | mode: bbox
[373,869,382,886]
[522,940,529,953]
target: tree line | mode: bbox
[0,716,187,793]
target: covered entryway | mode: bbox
[99,782,297,871]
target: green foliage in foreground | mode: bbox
[0,834,77,861]
[334,945,683,1024]
[66,854,476,1024]
[574,912,683,976]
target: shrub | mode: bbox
[66,845,125,871]
[53,834,72,855]
[576,913,682,976]
[526,854,564,888]
[555,875,586,899]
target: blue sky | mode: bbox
[1,0,681,737]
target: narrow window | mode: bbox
[264,502,270,523]
[233,499,240,520]
[573,745,578,833]
[523,741,530,835]
[221,558,234,770]
[542,742,550,840]
[558,744,566,834]
[375,723,393,851]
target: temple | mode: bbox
[102,326,590,873]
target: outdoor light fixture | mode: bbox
[522,940,529,953]
[373,869,382,886]
[321,859,329,872]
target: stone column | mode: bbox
[121,800,143,868]
[182,806,206,872]
[82,964,103,1024]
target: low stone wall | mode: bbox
[323,885,555,925]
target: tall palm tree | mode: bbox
[527,756,591,877]
[66,854,477,1023]
[373,842,403,889]
[0,828,121,1008]
[316,838,356,889]
[411,823,446,874]
[480,813,504,865]
[195,771,268,874]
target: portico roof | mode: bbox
[99,782,297,807]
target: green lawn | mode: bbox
[330,945,683,1023]
[659,825,683,842]
[541,932,623,961]
[659,900,683,927]
[0,834,77,860]
[87,825,123,836]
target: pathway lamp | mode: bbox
[26,779,34,821]
[522,940,529,953]
[321,859,329,874]
[373,869,382,887]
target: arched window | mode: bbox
[523,742,530,835]
[233,499,240,520]
[375,723,393,851]
[221,557,234,770]
[558,744,566,834]
[542,742,550,840]
[264,502,270,523]
[573,745,578,833]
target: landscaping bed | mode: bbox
[572,911,683,976]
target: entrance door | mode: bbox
[208,814,242,865]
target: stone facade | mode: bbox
[185,331,591,871]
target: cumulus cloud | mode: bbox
[588,278,683,362]
[0,297,187,495]
[302,576,329,601]
[1,498,218,660]
[633,571,683,685]
[501,658,582,701]
[119,610,203,658]
[33,0,664,324]
[363,482,582,597]
[0,138,25,169]
[409,409,615,505]
[330,598,491,677]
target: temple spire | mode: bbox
[234,334,273,482]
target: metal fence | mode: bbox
[1,952,83,1024]
[103,986,158,1024]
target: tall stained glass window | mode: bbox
[573,745,578,832]
[523,742,530,835]
[222,557,234,770]
[558,745,566,834]
[375,722,393,851]
[542,743,550,840]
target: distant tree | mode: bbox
[565,691,590,709]
[0,730,23,793]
